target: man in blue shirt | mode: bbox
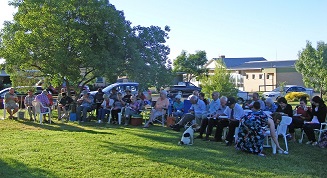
[170,95,207,131]
[76,92,94,122]
[195,91,220,139]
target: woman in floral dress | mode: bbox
[236,101,285,156]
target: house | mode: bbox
[204,56,304,92]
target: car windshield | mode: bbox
[102,84,118,93]
[272,86,290,92]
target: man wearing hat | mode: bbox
[172,94,184,122]
[213,96,244,146]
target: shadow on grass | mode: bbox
[0,158,58,178]
[101,127,327,177]
[15,119,116,135]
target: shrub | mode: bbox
[285,92,309,102]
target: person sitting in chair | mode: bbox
[24,90,35,121]
[97,94,114,123]
[143,90,170,128]
[170,95,207,132]
[76,91,94,122]
[213,97,244,146]
[236,102,286,156]
[196,91,221,140]
[172,94,184,122]
[58,92,74,120]
[111,92,125,124]
[124,96,140,126]
[5,87,19,119]
[35,90,51,122]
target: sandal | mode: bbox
[258,153,266,157]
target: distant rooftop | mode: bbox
[213,57,267,68]
[230,60,296,70]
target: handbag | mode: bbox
[69,113,76,121]
[166,115,176,127]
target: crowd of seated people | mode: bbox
[165,90,327,155]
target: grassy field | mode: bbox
[0,109,326,178]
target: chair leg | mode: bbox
[318,130,322,142]
[299,130,305,143]
[284,135,288,152]
[270,137,277,154]
[108,114,111,124]
[118,113,122,125]
[40,114,43,124]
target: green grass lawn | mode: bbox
[0,110,326,178]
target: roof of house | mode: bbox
[230,60,296,70]
[206,57,267,68]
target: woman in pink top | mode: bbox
[143,90,169,128]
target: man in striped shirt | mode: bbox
[24,90,35,121]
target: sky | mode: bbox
[1,0,327,62]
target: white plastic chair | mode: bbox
[152,108,168,127]
[2,102,19,120]
[108,107,124,125]
[32,101,51,124]
[299,122,327,143]
[264,116,292,153]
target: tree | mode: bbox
[199,59,237,98]
[0,0,171,96]
[173,50,208,82]
[295,41,327,97]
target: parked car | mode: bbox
[0,86,44,109]
[237,89,251,101]
[263,85,313,101]
[167,82,201,98]
[89,82,139,97]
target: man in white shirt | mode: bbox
[195,91,220,139]
[203,96,228,141]
[213,97,244,146]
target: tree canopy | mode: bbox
[199,59,237,98]
[0,0,172,95]
[295,41,327,97]
[173,50,208,82]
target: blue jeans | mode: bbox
[77,105,91,122]
[98,109,110,121]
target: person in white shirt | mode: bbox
[213,97,244,146]
[195,91,220,139]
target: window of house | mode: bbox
[267,74,270,79]
[252,74,255,79]
[259,74,263,79]
[246,74,248,79]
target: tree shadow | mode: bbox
[100,128,327,177]
[15,119,116,135]
[0,158,58,178]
